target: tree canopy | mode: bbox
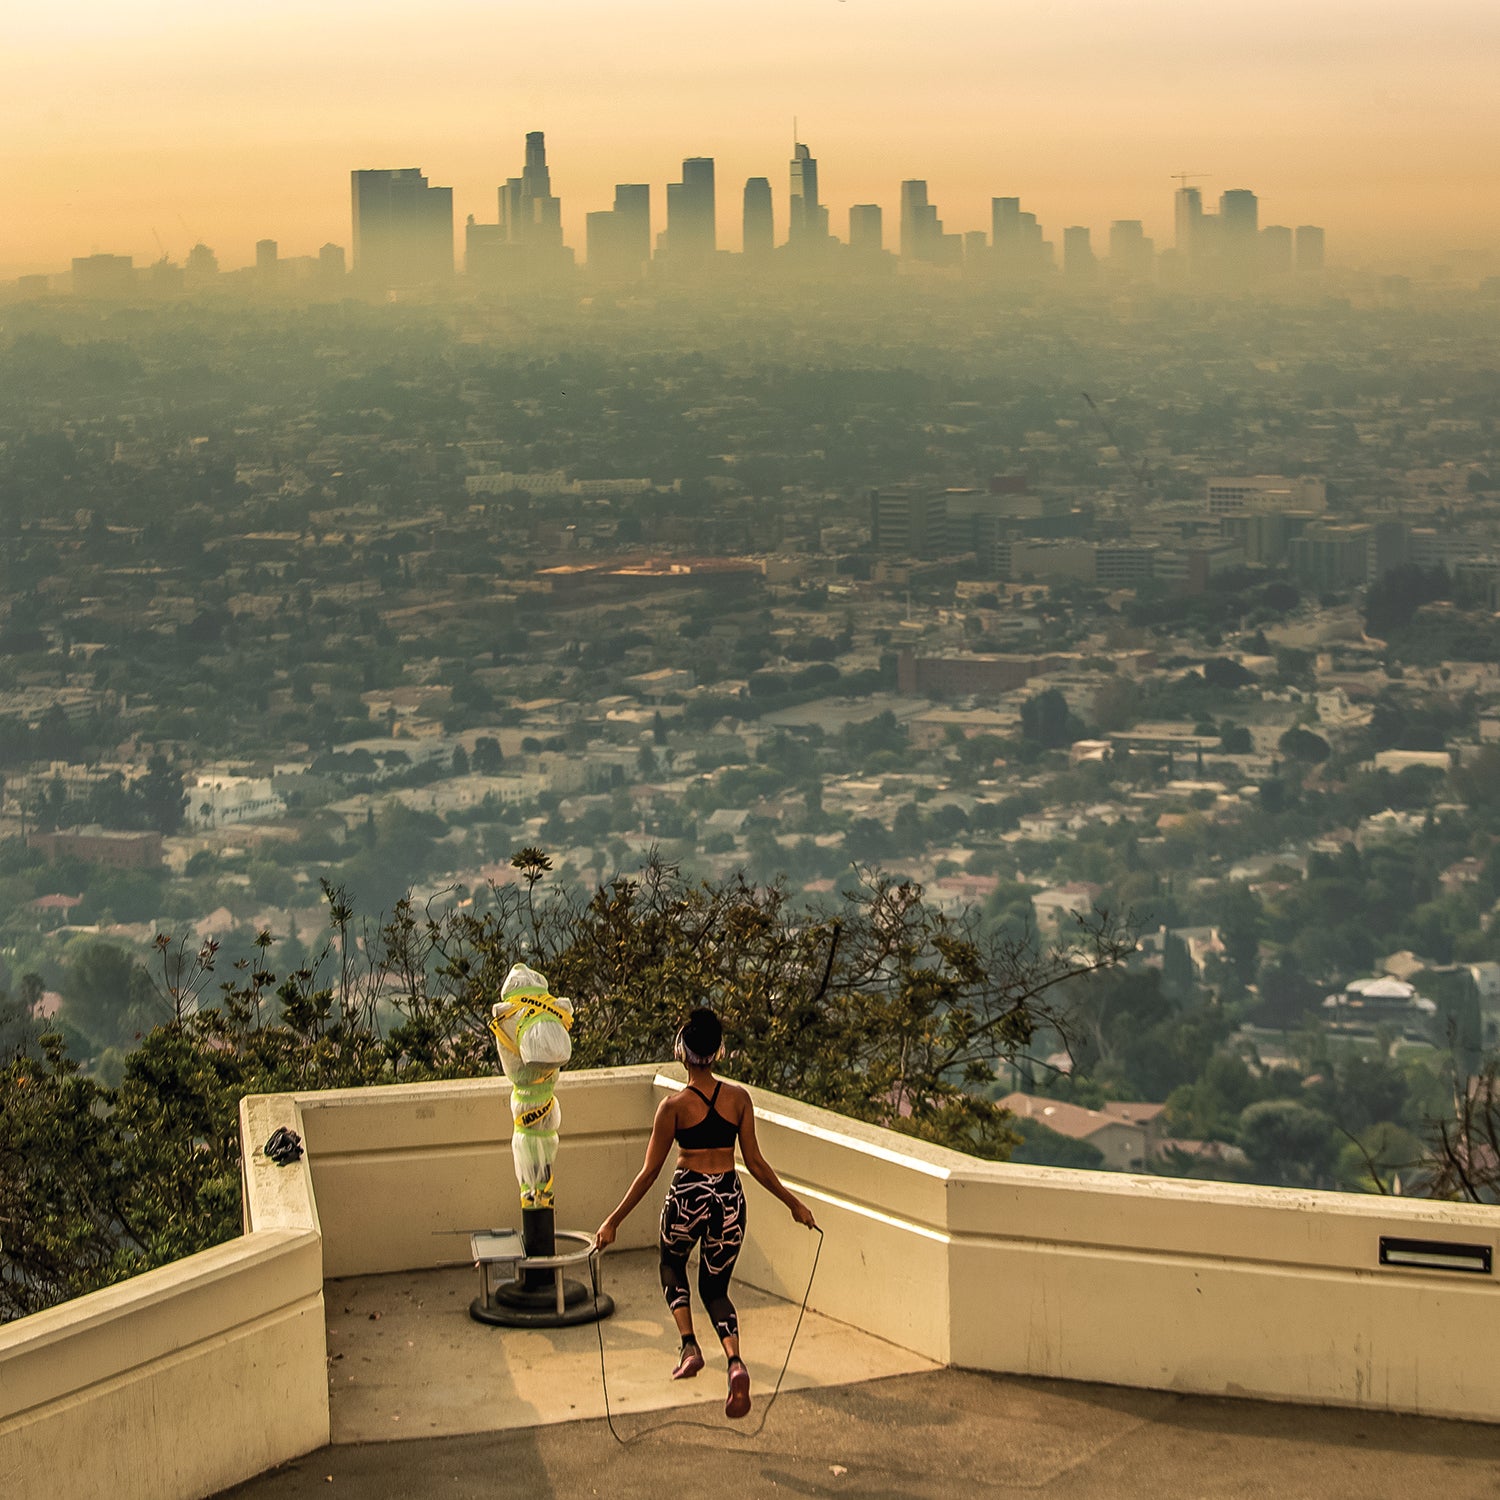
[0,857,1134,1321]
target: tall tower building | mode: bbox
[992,197,1020,248]
[468,132,573,281]
[351,168,454,287]
[612,184,651,271]
[661,157,717,262]
[1260,224,1293,275]
[902,181,960,264]
[1219,189,1259,282]
[848,204,883,255]
[1062,227,1095,279]
[185,243,219,283]
[900,180,929,260]
[1295,225,1325,273]
[787,141,830,251]
[993,196,1048,276]
[1108,220,1154,280]
[1219,188,1258,235]
[498,132,566,251]
[743,177,774,256]
[1174,186,1203,264]
[586,185,650,278]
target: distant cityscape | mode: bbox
[21,132,1326,297]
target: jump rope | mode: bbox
[588,1225,824,1446]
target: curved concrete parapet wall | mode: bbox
[733,1079,1500,1423]
[0,1094,327,1500]
[941,1162,1500,1419]
[293,1065,664,1276]
[6,1062,1500,1500]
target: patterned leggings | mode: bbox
[659,1168,745,1342]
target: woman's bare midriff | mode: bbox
[676,1146,737,1173]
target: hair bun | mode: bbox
[681,1007,722,1058]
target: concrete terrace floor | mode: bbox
[219,1370,1500,1500]
[218,1251,1500,1499]
[315,1249,933,1443]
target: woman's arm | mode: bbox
[594,1098,676,1248]
[738,1096,819,1228]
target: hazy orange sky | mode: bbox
[4,0,1499,276]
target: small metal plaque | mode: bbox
[1378,1236,1492,1274]
[470,1229,523,1263]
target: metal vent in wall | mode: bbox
[1378,1236,1492,1275]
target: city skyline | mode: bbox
[4,0,1500,277]
[62,143,1327,292]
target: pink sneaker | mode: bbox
[671,1344,705,1380]
[725,1359,751,1419]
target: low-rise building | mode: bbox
[30,827,163,869]
[1000,1092,1163,1171]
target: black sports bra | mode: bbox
[675,1082,739,1151]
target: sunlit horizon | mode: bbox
[5,0,1499,277]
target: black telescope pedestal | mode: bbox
[469,1207,614,1328]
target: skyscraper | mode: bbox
[848,204,883,255]
[1219,189,1259,282]
[498,132,566,252]
[1108,220,1154,281]
[787,141,830,252]
[993,197,1048,277]
[900,180,931,261]
[1219,189,1258,235]
[901,181,960,265]
[1062,226,1095,279]
[464,131,575,282]
[661,157,716,262]
[992,197,1020,248]
[1173,186,1203,264]
[587,184,651,278]
[351,168,454,287]
[612,184,651,271]
[1260,224,1293,275]
[184,243,219,283]
[1295,225,1325,273]
[743,177,773,257]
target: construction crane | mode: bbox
[1170,171,1209,191]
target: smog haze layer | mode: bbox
[5,0,1499,276]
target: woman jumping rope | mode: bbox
[593,1007,819,1419]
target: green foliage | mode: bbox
[1217,885,1264,986]
[0,1035,137,1320]
[471,736,504,774]
[1070,969,1231,1101]
[62,941,150,1050]
[840,710,907,760]
[1021,688,1075,749]
[1202,657,1255,691]
[1218,722,1252,754]
[1364,564,1450,639]
[1255,956,1322,1028]
[1278,726,1330,764]
[1008,1117,1104,1169]
[1237,1098,1339,1187]
[0,859,1137,1321]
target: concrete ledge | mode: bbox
[294,1067,662,1276]
[240,1093,320,1244]
[731,1078,1500,1423]
[0,1231,327,1499]
[9,1058,1500,1500]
